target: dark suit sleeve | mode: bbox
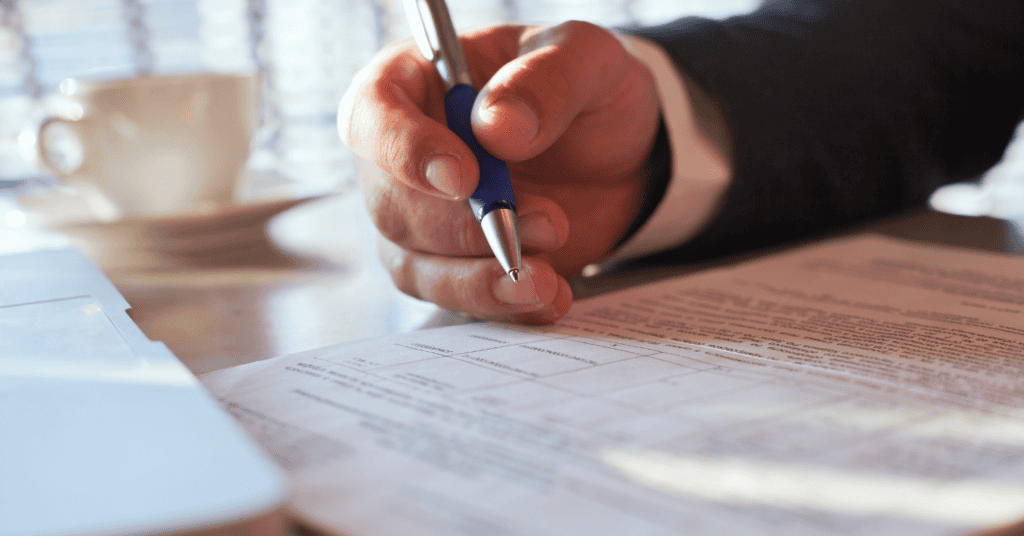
[622,0,1024,262]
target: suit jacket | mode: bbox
[623,0,1024,262]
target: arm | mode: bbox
[626,0,1024,262]
[339,1,1024,323]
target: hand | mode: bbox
[339,21,660,323]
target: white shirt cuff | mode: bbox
[602,35,733,263]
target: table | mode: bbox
[1,188,1021,377]
[2,189,1023,536]
[106,192,461,374]
[570,207,1024,299]
[0,189,455,374]
[113,204,1024,375]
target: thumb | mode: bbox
[470,21,653,163]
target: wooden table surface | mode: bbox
[2,186,1021,377]
[1,190,458,374]
[113,192,467,374]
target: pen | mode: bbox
[404,0,523,283]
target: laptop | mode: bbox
[0,249,289,536]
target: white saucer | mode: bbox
[55,196,325,269]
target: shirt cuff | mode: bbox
[602,35,733,263]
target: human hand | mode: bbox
[339,21,660,323]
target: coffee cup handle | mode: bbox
[37,116,88,178]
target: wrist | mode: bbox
[602,35,734,264]
[614,116,672,250]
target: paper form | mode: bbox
[201,234,1024,536]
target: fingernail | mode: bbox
[518,211,558,250]
[423,154,461,198]
[480,97,539,144]
[493,265,542,306]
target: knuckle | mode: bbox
[459,267,497,315]
[365,183,412,247]
[378,235,504,318]
[558,19,597,37]
[459,218,482,255]
[555,20,616,52]
[338,53,400,150]
[413,203,482,256]
[563,21,620,75]
[368,113,421,187]
[381,117,414,176]
[438,261,496,316]
[451,210,484,255]
[377,237,422,301]
[341,56,424,181]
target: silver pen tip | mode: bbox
[509,269,519,283]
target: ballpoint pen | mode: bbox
[404,0,523,283]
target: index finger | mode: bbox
[338,39,480,200]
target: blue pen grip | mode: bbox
[444,84,516,221]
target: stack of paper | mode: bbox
[202,235,1024,536]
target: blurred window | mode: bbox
[0,0,762,197]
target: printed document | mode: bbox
[201,235,1024,536]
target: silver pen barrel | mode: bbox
[422,0,473,89]
[479,208,522,281]
[406,0,521,283]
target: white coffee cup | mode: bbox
[38,73,258,218]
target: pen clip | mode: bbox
[404,0,440,63]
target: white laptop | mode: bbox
[0,249,289,536]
